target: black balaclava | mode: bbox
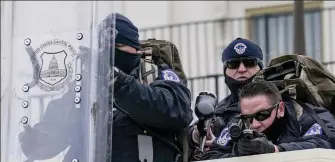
[99,13,142,74]
[224,73,256,100]
[114,48,141,74]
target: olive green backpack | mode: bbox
[254,54,335,116]
[138,38,187,86]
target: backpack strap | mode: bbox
[138,53,158,85]
[292,99,335,148]
[177,130,189,162]
[291,99,304,121]
[114,102,183,161]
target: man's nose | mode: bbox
[237,62,247,73]
[251,119,261,129]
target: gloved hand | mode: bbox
[108,66,121,91]
[108,66,135,93]
[192,125,216,147]
[233,131,275,156]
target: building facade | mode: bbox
[115,1,335,100]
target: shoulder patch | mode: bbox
[303,123,322,136]
[161,69,180,82]
[216,127,231,147]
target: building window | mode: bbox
[247,1,323,64]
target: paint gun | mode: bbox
[193,92,217,159]
[229,116,254,142]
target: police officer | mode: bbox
[187,38,264,159]
[201,80,335,160]
[106,13,193,162]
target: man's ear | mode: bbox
[223,66,227,76]
[277,101,285,118]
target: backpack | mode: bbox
[138,38,188,86]
[133,38,189,162]
[253,54,335,146]
[254,54,335,116]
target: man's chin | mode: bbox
[236,77,248,81]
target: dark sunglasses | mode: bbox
[241,103,279,122]
[224,57,260,69]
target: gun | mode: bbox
[229,116,254,142]
[193,91,217,159]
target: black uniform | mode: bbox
[212,95,240,136]
[200,97,335,160]
[187,75,254,160]
[187,94,240,160]
[111,65,193,162]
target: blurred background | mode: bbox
[111,0,335,102]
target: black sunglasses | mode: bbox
[241,103,279,122]
[224,57,261,69]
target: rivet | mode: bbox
[76,33,83,40]
[22,85,30,92]
[21,117,28,124]
[75,74,82,81]
[74,97,81,104]
[24,38,31,46]
[74,85,81,92]
[22,101,29,108]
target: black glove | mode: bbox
[109,66,135,93]
[233,131,275,156]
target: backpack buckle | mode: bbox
[288,84,297,99]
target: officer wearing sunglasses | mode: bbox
[188,38,264,160]
[200,80,335,160]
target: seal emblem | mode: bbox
[216,127,231,147]
[234,43,247,54]
[161,70,180,83]
[33,39,77,92]
[304,123,322,136]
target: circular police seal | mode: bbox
[33,39,77,92]
[234,43,247,54]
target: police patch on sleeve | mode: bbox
[216,127,231,147]
[161,70,180,83]
[303,123,322,136]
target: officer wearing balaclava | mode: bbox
[102,13,193,162]
[187,38,264,160]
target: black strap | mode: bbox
[293,99,335,148]
[114,102,183,161]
